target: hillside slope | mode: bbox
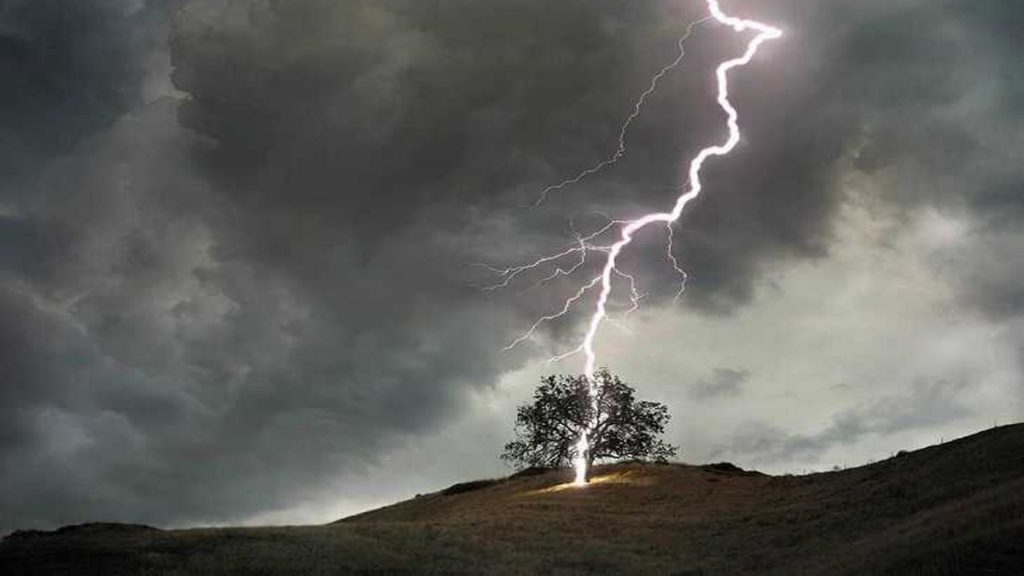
[3,424,1023,575]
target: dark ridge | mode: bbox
[508,466,552,479]
[699,461,765,476]
[4,523,159,543]
[441,478,502,496]
[2,423,1021,574]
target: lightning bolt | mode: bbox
[488,0,782,485]
[531,15,710,207]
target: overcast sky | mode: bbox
[1,0,1022,532]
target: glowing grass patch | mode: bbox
[527,470,645,495]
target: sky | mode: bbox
[1,0,1022,531]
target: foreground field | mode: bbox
[3,424,1023,575]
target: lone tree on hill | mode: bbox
[501,369,677,482]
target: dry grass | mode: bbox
[3,424,1023,575]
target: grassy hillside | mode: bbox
[3,424,1023,575]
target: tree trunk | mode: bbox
[584,451,595,482]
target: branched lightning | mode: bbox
[531,16,711,207]
[486,0,782,485]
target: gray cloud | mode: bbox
[1,0,1023,532]
[715,379,972,465]
[690,368,749,399]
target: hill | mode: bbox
[2,424,1023,574]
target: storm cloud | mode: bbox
[1,0,1022,531]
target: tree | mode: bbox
[501,368,677,482]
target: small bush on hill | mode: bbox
[441,479,501,496]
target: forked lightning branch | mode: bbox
[483,0,782,484]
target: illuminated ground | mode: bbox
[3,424,1023,575]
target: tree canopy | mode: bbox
[501,369,677,479]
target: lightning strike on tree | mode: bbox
[485,0,782,485]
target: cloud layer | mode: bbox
[1,0,1022,530]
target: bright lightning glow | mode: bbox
[573,435,589,485]
[488,1,782,485]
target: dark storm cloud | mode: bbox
[1,0,1023,531]
[0,97,522,530]
[0,0,182,199]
